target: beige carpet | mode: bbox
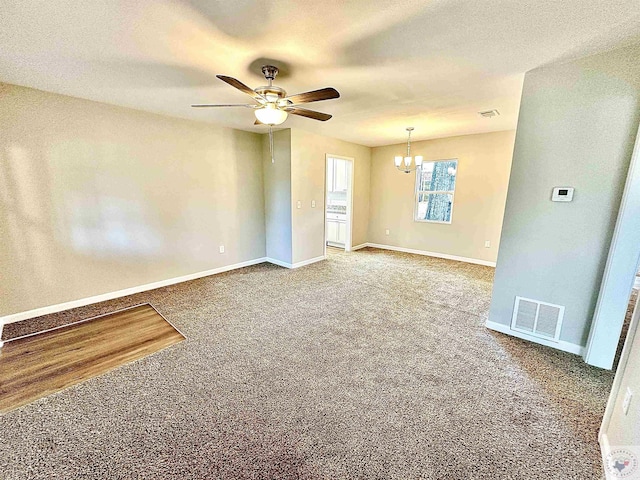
[0,248,614,479]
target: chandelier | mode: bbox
[394,127,423,173]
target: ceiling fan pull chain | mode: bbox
[269,126,275,163]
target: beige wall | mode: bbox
[290,129,371,263]
[0,83,265,316]
[262,129,292,264]
[368,130,515,263]
[488,43,640,347]
[1,83,514,318]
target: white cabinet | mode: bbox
[327,220,339,243]
[326,218,347,246]
[327,158,348,193]
[334,160,347,192]
[337,221,346,243]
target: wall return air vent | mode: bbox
[511,296,564,342]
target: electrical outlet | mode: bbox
[485,240,491,248]
[385,229,390,235]
[311,200,316,208]
[623,387,633,415]
[219,245,225,254]
[297,200,302,209]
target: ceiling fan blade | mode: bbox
[285,87,340,105]
[216,75,264,101]
[191,104,255,108]
[285,107,332,121]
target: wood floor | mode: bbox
[0,304,184,414]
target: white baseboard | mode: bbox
[266,255,326,269]
[0,244,490,326]
[365,243,497,267]
[265,257,293,268]
[485,320,585,355]
[293,255,326,268]
[0,257,268,326]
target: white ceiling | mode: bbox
[1,0,640,147]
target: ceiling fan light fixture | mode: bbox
[254,105,288,125]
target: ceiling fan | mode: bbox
[191,65,340,126]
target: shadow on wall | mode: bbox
[0,144,59,307]
[48,140,164,259]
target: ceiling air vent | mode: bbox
[479,109,500,118]
[511,296,564,342]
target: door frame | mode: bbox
[584,123,640,369]
[598,292,640,457]
[324,154,355,256]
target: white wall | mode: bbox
[368,130,515,263]
[0,83,266,316]
[488,43,640,349]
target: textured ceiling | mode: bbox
[1,0,639,146]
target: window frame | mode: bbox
[413,159,458,224]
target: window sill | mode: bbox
[414,219,452,225]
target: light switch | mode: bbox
[297,200,302,209]
[385,229,390,235]
[485,240,491,248]
[219,245,225,254]
[311,200,316,208]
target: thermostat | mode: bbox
[551,187,574,202]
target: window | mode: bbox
[415,159,458,223]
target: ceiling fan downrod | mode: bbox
[262,65,279,87]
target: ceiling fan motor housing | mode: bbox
[255,86,288,104]
[261,65,279,81]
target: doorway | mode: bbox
[615,269,640,364]
[585,124,640,369]
[325,155,354,253]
